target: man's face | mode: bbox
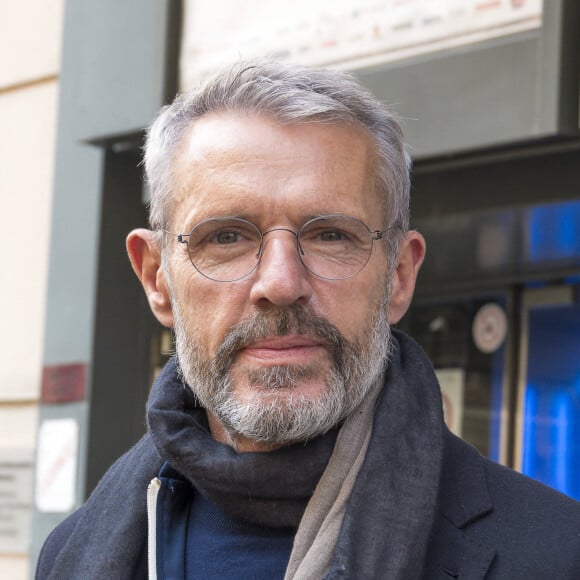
[163,113,393,450]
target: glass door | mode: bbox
[400,292,511,464]
[515,285,580,500]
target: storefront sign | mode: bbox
[180,0,543,89]
[35,419,79,513]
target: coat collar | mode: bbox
[423,430,496,579]
[438,430,493,528]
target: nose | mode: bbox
[249,229,313,307]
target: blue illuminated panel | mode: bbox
[522,305,580,500]
[526,201,580,263]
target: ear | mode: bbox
[126,229,174,328]
[388,231,426,324]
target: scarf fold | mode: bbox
[326,331,444,579]
[285,330,444,579]
[147,377,338,528]
[45,330,443,580]
[285,366,383,579]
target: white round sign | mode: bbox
[472,303,507,354]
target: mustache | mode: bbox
[212,304,347,372]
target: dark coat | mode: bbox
[423,431,580,578]
[36,428,580,579]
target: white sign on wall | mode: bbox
[0,452,33,554]
[180,0,543,90]
[436,368,465,437]
[35,419,79,513]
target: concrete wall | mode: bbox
[20,0,579,576]
[0,1,64,577]
[29,0,179,572]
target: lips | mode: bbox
[247,335,323,349]
[240,334,325,363]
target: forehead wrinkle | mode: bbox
[174,136,307,198]
[167,114,380,231]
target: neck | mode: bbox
[206,411,284,453]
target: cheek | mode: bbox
[343,269,389,333]
[313,280,385,342]
[177,279,251,354]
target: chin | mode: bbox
[208,364,350,446]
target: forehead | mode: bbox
[169,112,381,227]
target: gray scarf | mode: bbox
[44,330,443,579]
[147,384,339,528]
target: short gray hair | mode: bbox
[144,60,411,255]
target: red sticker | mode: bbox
[41,363,87,404]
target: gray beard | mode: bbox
[172,297,392,446]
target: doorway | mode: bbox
[515,285,580,500]
[400,291,511,464]
[402,282,580,500]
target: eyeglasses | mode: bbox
[169,215,390,282]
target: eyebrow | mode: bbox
[180,212,255,230]
[180,212,369,233]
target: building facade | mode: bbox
[11,0,580,574]
[0,1,63,578]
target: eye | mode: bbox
[301,225,354,244]
[318,229,349,242]
[188,219,260,252]
[214,230,241,244]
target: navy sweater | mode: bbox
[186,492,295,579]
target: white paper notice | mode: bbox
[436,368,465,437]
[35,419,79,513]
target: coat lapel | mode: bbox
[425,514,496,579]
[423,431,496,579]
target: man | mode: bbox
[37,61,580,579]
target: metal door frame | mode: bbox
[513,284,575,471]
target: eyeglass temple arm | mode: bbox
[372,227,392,241]
[160,229,189,243]
[372,224,402,241]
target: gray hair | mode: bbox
[144,60,411,256]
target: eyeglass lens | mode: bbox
[185,216,376,281]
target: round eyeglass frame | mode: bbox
[166,214,391,282]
